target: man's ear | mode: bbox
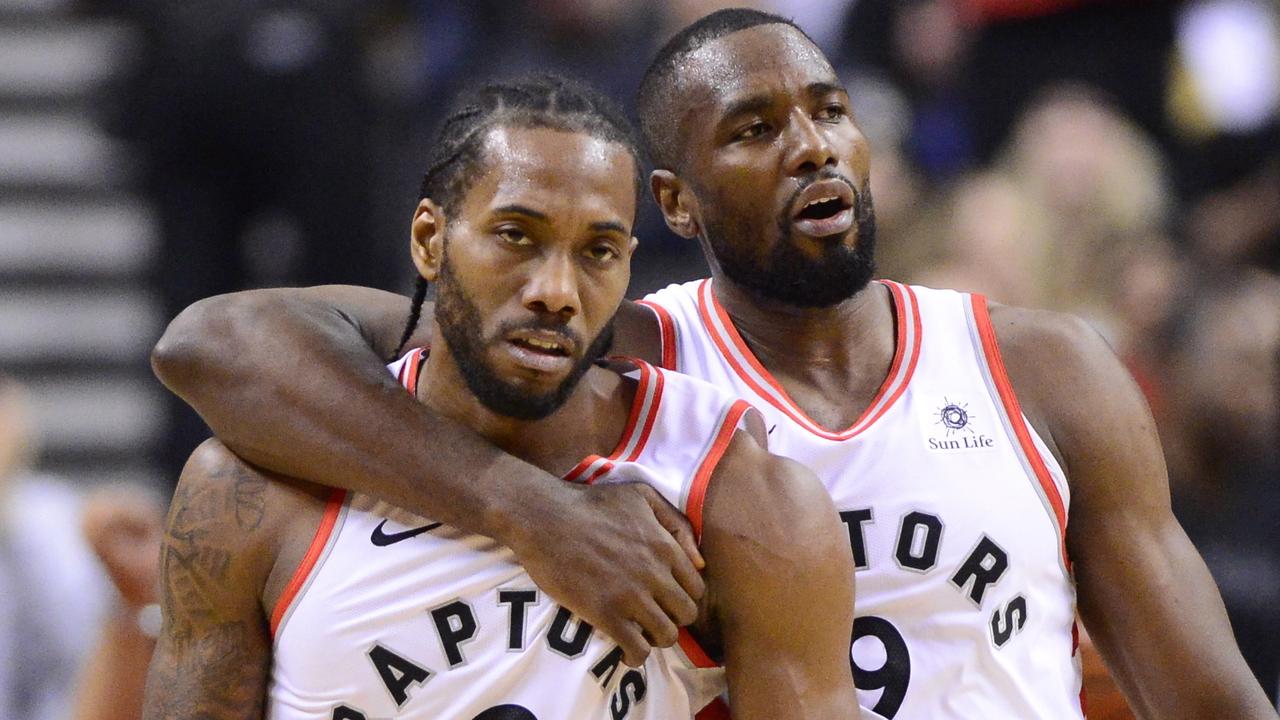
[650,169,700,239]
[410,199,446,281]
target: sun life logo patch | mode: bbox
[936,399,973,435]
[923,396,995,452]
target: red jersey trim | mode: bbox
[678,627,717,668]
[695,279,920,441]
[695,698,732,720]
[687,399,754,542]
[402,347,427,396]
[270,488,347,638]
[971,294,1069,566]
[636,299,679,371]
[560,359,664,482]
[394,349,665,484]
[674,398,754,677]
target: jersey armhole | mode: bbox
[969,293,1070,568]
[269,488,348,639]
[635,300,678,371]
[677,398,757,675]
[685,399,756,543]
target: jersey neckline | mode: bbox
[695,278,922,440]
[399,348,664,484]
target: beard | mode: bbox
[433,250,615,421]
[703,175,877,308]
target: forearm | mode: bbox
[152,288,556,536]
[1076,520,1276,719]
[72,606,156,720]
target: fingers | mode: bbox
[643,486,706,571]
[607,621,654,668]
[654,572,701,627]
[636,485,706,608]
[634,596,681,650]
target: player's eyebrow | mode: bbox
[805,81,846,100]
[589,220,628,235]
[719,93,773,123]
[492,204,549,221]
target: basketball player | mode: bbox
[143,76,858,719]
[152,9,1278,720]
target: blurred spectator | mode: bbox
[996,84,1172,331]
[962,0,1179,165]
[0,375,164,720]
[0,377,109,718]
[1105,236,1189,418]
[1185,158,1280,273]
[840,0,976,180]
[1163,272,1280,699]
[71,484,163,720]
[911,170,1052,307]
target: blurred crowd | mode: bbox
[6,0,1277,716]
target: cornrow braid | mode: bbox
[389,73,645,362]
[390,276,429,360]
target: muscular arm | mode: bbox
[143,441,276,719]
[994,305,1276,719]
[700,432,860,719]
[151,286,678,664]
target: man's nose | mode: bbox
[785,109,836,176]
[521,251,580,318]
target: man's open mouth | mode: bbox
[791,179,857,238]
[510,337,570,356]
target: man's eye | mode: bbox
[587,243,619,263]
[497,228,532,246]
[817,104,847,121]
[734,121,769,141]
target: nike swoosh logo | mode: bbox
[370,519,443,546]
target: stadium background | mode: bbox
[0,0,1277,715]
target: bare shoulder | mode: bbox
[146,439,298,719]
[986,302,1164,502]
[166,440,325,608]
[610,300,663,365]
[704,428,846,566]
[988,304,1142,454]
[986,302,1118,402]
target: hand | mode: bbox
[503,481,706,667]
[81,486,165,609]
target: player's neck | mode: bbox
[417,345,627,476]
[711,273,894,372]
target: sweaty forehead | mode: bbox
[677,24,837,116]
[466,126,635,223]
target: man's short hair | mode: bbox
[636,8,810,170]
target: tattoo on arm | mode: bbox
[143,449,273,720]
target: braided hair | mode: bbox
[390,74,645,360]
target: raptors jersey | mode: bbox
[640,280,1083,720]
[267,351,750,720]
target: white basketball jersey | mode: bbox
[640,280,1083,720]
[267,350,752,720]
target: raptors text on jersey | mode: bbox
[640,280,1083,720]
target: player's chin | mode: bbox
[784,224,859,256]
